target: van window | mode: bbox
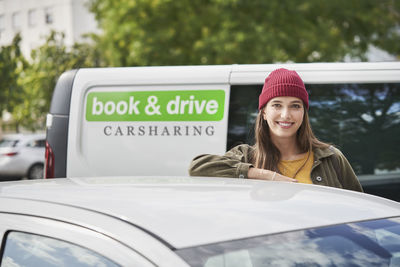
[228,83,400,199]
[227,85,260,148]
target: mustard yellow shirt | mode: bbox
[278,152,314,184]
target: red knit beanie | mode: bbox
[258,68,309,110]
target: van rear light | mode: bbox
[45,141,55,178]
[3,152,18,157]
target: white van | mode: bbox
[45,62,400,199]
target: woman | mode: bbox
[189,68,363,192]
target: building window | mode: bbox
[12,12,21,30]
[28,9,37,27]
[45,7,53,24]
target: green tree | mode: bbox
[0,34,26,114]
[14,32,101,131]
[0,34,28,133]
[88,0,400,66]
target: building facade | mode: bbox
[0,0,98,57]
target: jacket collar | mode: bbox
[313,146,335,160]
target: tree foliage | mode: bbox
[2,0,400,131]
[88,0,400,66]
[0,34,26,113]
[12,32,101,131]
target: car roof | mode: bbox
[0,176,399,249]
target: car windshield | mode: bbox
[176,217,400,267]
[0,139,19,148]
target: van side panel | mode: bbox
[66,66,232,177]
[46,70,78,178]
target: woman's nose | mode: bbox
[280,107,291,119]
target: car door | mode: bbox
[24,138,45,164]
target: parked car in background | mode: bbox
[0,176,399,266]
[0,133,45,181]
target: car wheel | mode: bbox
[28,164,44,180]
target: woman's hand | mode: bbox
[248,167,297,182]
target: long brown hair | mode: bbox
[252,107,329,171]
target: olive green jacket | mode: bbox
[189,144,363,192]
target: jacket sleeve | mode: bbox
[188,144,254,178]
[333,148,363,192]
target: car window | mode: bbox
[36,139,46,148]
[0,231,120,267]
[0,139,18,148]
[228,83,400,200]
[26,139,45,148]
[177,217,400,267]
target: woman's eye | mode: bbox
[292,104,301,109]
[272,104,281,108]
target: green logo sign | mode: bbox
[86,90,225,121]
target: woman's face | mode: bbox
[262,96,304,140]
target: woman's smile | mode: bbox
[277,121,295,129]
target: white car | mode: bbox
[0,177,399,266]
[0,133,45,180]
